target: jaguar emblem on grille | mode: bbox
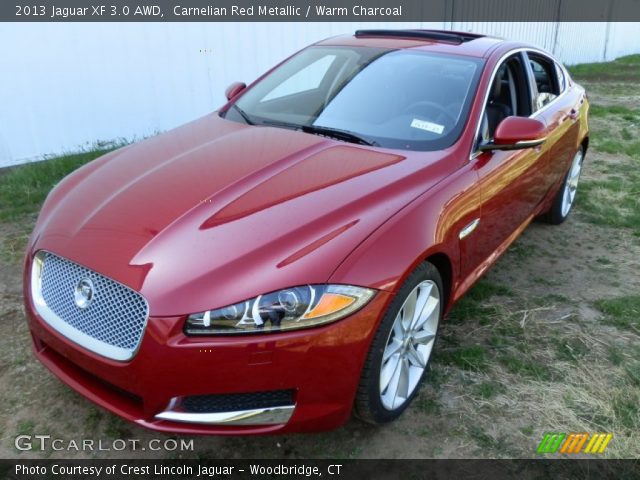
[73,278,95,309]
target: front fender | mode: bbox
[329,160,481,311]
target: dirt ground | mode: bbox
[1,73,639,459]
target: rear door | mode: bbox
[525,52,582,192]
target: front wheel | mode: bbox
[354,262,443,424]
[544,146,585,225]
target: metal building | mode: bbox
[1,21,638,167]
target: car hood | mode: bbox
[32,114,453,315]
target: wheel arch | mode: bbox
[425,252,453,312]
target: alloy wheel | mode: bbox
[379,280,440,410]
[561,149,584,217]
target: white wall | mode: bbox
[1,21,638,167]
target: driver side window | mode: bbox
[479,54,532,145]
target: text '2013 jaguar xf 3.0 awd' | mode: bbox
[24,30,589,434]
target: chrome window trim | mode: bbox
[30,251,149,362]
[521,51,539,113]
[470,47,569,159]
[555,61,567,94]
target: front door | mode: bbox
[460,52,550,283]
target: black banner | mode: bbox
[1,459,640,480]
[3,0,640,22]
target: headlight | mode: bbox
[185,285,376,335]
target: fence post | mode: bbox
[603,0,615,61]
[551,0,563,55]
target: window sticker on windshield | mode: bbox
[410,118,445,135]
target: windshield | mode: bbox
[223,46,483,151]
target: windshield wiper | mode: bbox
[229,104,254,125]
[235,114,378,147]
[259,119,301,130]
[301,125,378,147]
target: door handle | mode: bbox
[459,218,480,240]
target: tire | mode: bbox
[355,262,443,424]
[544,146,585,225]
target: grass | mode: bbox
[554,337,589,363]
[436,278,640,457]
[577,176,640,236]
[0,147,117,222]
[568,54,640,81]
[104,415,131,439]
[625,363,640,388]
[595,295,640,332]
[0,145,123,259]
[84,407,104,431]
[416,393,441,414]
[425,365,449,391]
[498,353,552,380]
[594,140,640,161]
[16,419,35,436]
[564,395,613,431]
[570,53,640,239]
[0,229,30,263]
[612,392,640,429]
[468,425,513,456]
[574,89,640,236]
[465,279,513,300]
[472,381,505,400]
[589,104,640,121]
[606,343,625,366]
[519,425,534,436]
[587,104,640,161]
[447,279,512,324]
[438,345,489,372]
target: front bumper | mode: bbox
[23,255,391,435]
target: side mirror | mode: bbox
[479,116,547,152]
[225,82,246,101]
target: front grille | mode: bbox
[182,390,295,413]
[33,252,149,361]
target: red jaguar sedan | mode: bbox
[24,30,589,434]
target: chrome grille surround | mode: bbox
[31,251,149,361]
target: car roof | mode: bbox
[316,30,512,59]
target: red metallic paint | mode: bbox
[493,116,546,145]
[24,32,589,434]
[224,81,246,101]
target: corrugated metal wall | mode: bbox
[1,21,638,167]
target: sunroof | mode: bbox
[354,30,484,44]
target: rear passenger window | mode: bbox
[528,53,560,111]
